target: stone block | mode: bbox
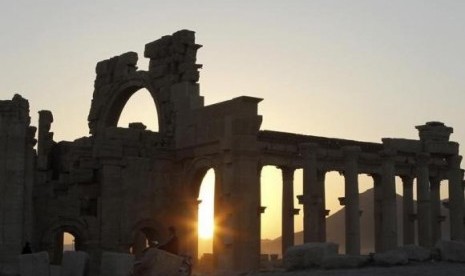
[60,251,89,276]
[0,262,19,276]
[100,252,134,276]
[435,240,465,262]
[18,251,50,276]
[395,245,431,261]
[373,250,408,266]
[283,242,338,270]
[321,254,369,269]
[50,265,61,276]
[133,248,183,276]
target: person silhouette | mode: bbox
[158,226,179,255]
[21,242,32,254]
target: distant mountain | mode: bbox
[261,188,451,256]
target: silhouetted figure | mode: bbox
[21,242,32,254]
[159,226,179,255]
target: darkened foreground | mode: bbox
[247,262,465,276]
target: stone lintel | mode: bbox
[342,145,361,158]
[425,141,459,155]
[382,138,422,153]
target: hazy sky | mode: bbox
[1,1,465,240]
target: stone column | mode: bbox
[301,143,325,243]
[416,153,432,248]
[381,150,397,251]
[430,176,442,245]
[280,166,295,256]
[447,155,465,241]
[100,161,124,251]
[343,146,361,255]
[401,175,415,245]
[372,174,383,252]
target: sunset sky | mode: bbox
[1,1,465,243]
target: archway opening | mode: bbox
[117,88,159,131]
[358,174,374,254]
[51,230,78,264]
[325,171,345,253]
[260,166,282,267]
[440,180,450,240]
[197,168,215,269]
[63,232,75,252]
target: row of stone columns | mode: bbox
[278,147,465,256]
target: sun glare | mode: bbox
[198,169,215,239]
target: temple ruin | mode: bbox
[0,30,464,274]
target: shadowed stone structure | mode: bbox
[0,31,464,275]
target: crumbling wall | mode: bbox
[0,94,36,265]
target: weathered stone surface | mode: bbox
[100,252,134,276]
[50,265,61,276]
[373,250,409,266]
[322,254,369,269]
[283,242,338,270]
[436,240,465,262]
[0,263,19,276]
[395,245,431,261]
[133,248,183,276]
[18,252,50,276]
[60,251,89,276]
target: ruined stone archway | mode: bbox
[117,87,159,131]
[183,157,220,262]
[40,219,89,264]
[88,72,169,136]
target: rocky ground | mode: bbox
[246,262,465,276]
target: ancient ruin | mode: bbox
[0,30,464,274]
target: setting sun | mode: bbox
[198,169,215,239]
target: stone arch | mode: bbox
[182,157,220,260]
[185,157,219,197]
[40,218,89,264]
[88,75,168,136]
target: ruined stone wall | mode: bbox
[0,95,36,265]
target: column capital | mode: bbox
[277,165,297,173]
[400,175,414,184]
